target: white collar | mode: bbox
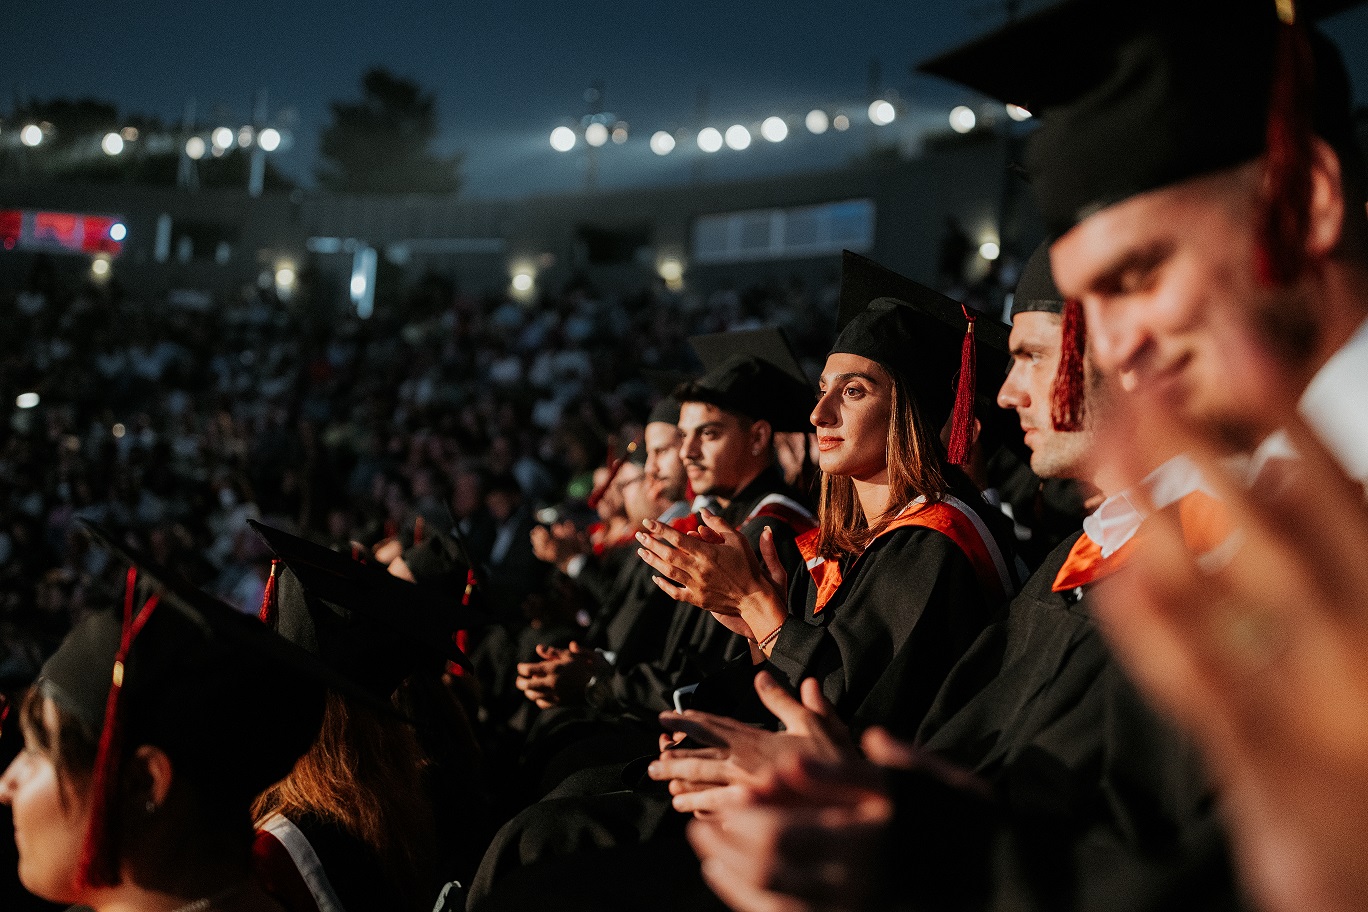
[1082,454,1210,558]
[1297,315,1368,485]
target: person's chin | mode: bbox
[817,452,847,475]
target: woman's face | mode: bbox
[0,697,89,903]
[811,353,893,483]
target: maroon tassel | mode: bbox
[586,457,624,510]
[350,542,364,562]
[413,516,425,546]
[946,306,977,466]
[461,567,478,607]
[258,559,280,625]
[1051,298,1088,432]
[384,519,397,541]
[1257,2,1316,287]
[80,568,160,888]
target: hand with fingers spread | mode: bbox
[635,509,790,647]
[648,671,855,816]
[513,641,608,709]
[685,727,924,912]
[1094,409,1368,912]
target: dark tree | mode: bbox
[315,68,463,194]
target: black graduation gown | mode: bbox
[590,463,811,720]
[760,484,1012,738]
[885,532,1243,912]
[468,468,815,902]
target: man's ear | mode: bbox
[1305,136,1347,262]
[749,419,773,456]
[127,745,174,810]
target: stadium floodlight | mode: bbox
[805,110,829,134]
[760,116,788,142]
[650,131,676,155]
[102,132,125,155]
[950,106,977,133]
[724,125,751,150]
[550,126,577,152]
[585,122,609,147]
[697,127,723,153]
[868,100,896,126]
[258,128,282,151]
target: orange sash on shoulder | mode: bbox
[1052,489,1232,593]
[797,496,1013,614]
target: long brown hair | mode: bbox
[815,370,949,560]
[252,691,436,911]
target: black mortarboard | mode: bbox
[1011,241,1065,318]
[682,328,813,432]
[49,521,329,887]
[833,250,1011,463]
[250,520,476,699]
[402,524,475,600]
[647,395,682,427]
[920,0,1359,249]
[640,370,691,426]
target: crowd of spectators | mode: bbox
[0,257,848,687]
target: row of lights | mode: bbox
[552,99,899,156]
[8,121,282,158]
[510,254,686,298]
[185,125,282,161]
[948,103,1033,135]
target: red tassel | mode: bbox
[586,458,624,509]
[1257,4,1316,287]
[384,519,397,541]
[448,568,479,676]
[80,568,160,888]
[447,629,471,677]
[258,559,280,625]
[350,542,364,562]
[461,567,478,608]
[413,516,426,546]
[946,306,977,466]
[1051,298,1088,432]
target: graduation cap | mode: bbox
[48,520,330,887]
[682,327,813,432]
[919,0,1359,281]
[1010,242,1086,432]
[647,395,682,427]
[641,370,692,427]
[402,523,475,601]
[250,520,477,699]
[1011,242,1065,319]
[833,250,1011,464]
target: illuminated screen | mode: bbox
[0,209,124,257]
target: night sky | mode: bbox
[7,0,1368,198]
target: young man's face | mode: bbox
[1050,162,1316,447]
[643,421,686,504]
[678,402,765,499]
[999,311,1093,481]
